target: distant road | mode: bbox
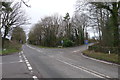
[2,43,118,79]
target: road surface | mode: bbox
[1,44,119,79]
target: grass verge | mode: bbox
[0,40,22,56]
[82,50,119,64]
[0,48,20,55]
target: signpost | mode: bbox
[61,40,63,47]
[84,40,88,49]
[84,40,88,45]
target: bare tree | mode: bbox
[21,0,31,7]
[28,14,62,47]
[76,0,120,47]
[11,27,26,44]
[90,2,120,47]
[72,12,89,44]
[1,2,28,49]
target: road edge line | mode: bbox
[55,58,110,79]
[21,51,39,80]
[81,53,120,66]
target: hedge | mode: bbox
[63,39,74,47]
[88,44,119,54]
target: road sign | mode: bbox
[84,40,88,45]
[61,40,63,44]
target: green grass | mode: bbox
[0,50,2,54]
[82,50,119,64]
[0,40,22,56]
[1,48,20,55]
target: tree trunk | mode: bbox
[112,14,119,47]
[112,3,119,47]
[0,29,2,51]
[2,26,9,50]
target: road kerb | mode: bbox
[81,53,120,66]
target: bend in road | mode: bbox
[21,44,118,79]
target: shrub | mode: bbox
[63,39,74,47]
[4,40,21,50]
[88,43,119,54]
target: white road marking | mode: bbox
[28,66,32,70]
[26,44,111,79]
[48,54,111,78]
[0,61,23,64]
[21,50,38,79]
[33,76,37,79]
[27,45,36,50]
[37,50,43,53]
[23,55,27,60]
[19,52,23,62]
[25,59,28,62]
[27,63,31,67]
[27,45,47,55]
[1,52,24,65]
[21,51,23,53]
[73,51,77,53]
[73,50,80,53]
[26,44,44,53]
[19,60,23,63]
[58,55,74,61]
[26,61,29,64]
[33,76,38,80]
[55,58,110,78]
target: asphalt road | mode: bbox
[1,44,119,79]
[2,52,32,79]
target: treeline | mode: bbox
[28,0,120,53]
[28,13,89,47]
[11,27,26,44]
[86,2,120,47]
[3,27,26,51]
[75,0,120,53]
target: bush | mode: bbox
[88,43,119,54]
[63,39,74,47]
[4,40,21,50]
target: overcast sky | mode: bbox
[19,0,97,38]
[21,0,77,36]
[25,0,76,23]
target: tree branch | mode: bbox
[21,0,31,7]
[91,2,113,14]
[118,1,120,9]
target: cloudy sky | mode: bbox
[19,0,96,38]
[22,0,77,35]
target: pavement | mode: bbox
[1,43,119,80]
